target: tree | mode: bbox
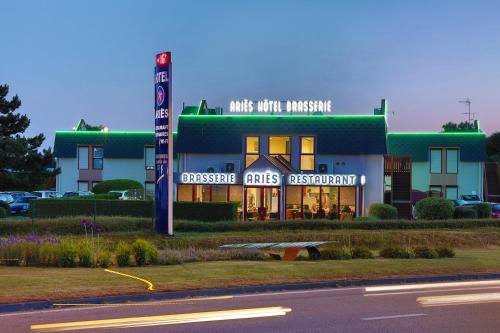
[441,121,476,132]
[487,132,500,162]
[0,84,59,190]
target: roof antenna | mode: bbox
[459,98,474,123]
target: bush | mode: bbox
[368,204,398,220]
[351,247,374,259]
[436,246,455,258]
[174,202,238,222]
[0,207,7,218]
[161,250,184,265]
[0,201,10,217]
[454,207,477,219]
[31,200,153,218]
[92,179,143,194]
[132,239,159,266]
[413,246,438,259]
[473,203,492,219]
[58,242,78,267]
[416,197,454,220]
[379,246,411,259]
[98,250,112,268]
[320,247,352,260]
[78,240,94,267]
[115,241,132,267]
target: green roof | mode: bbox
[387,132,487,161]
[176,114,387,155]
[54,131,178,158]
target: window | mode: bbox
[212,185,228,202]
[177,185,193,201]
[229,185,243,210]
[91,181,100,190]
[430,149,442,174]
[78,146,89,169]
[194,185,211,202]
[269,136,291,162]
[446,149,458,174]
[145,147,155,170]
[92,147,103,170]
[245,136,259,167]
[78,181,89,192]
[145,182,154,200]
[445,186,458,200]
[300,137,315,171]
[430,186,442,197]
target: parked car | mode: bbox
[108,190,130,200]
[9,195,39,215]
[63,191,94,197]
[492,204,500,219]
[0,193,14,204]
[449,199,466,207]
[460,194,482,205]
[6,191,31,200]
[30,191,62,199]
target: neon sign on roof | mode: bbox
[229,99,332,113]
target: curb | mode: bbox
[2,272,500,314]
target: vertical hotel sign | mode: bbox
[154,52,173,235]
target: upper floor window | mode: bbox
[446,149,458,174]
[92,147,103,170]
[78,146,89,170]
[269,136,291,162]
[145,146,155,170]
[300,136,315,171]
[245,136,259,167]
[430,148,442,174]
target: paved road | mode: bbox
[5,279,500,332]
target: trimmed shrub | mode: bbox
[115,241,132,267]
[473,203,492,219]
[0,207,7,218]
[351,247,374,259]
[320,247,352,260]
[31,200,153,218]
[454,207,477,219]
[436,246,455,258]
[78,240,94,267]
[161,251,184,265]
[132,239,158,266]
[58,242,78,267]
[416,197,454,220]
[368,204,398,220]
[353,216,381,222]
[0,201,10,217]
[98,250,112,268]
[413,246,438,259]
[92,179,143,194]
[174,202,238,222]
[379,246,411,259]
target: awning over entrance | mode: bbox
[243,155,294,186]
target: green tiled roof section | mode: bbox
[176,115,387,155]
[181,106,199,115]
[387,132,487,161]
[54,131,178,158]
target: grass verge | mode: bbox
[1,249,500,304]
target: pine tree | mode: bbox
[0,84,58,190]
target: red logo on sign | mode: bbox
[156,52,170,66]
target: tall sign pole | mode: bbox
[154,51,173,235]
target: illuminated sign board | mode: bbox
[287,174,363,186]
[154,51,173,236]
[244,171,281,186]
[229,99,332,113]
[180,172,237,184]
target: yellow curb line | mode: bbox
[104,269,154,291]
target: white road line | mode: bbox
[362,313,427,321]
[365,279,500,293]
[364,285,500,297]
[418,292,500,306]
[235,287,364,298]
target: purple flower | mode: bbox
[81,218,89,226]
[96,227,104,235]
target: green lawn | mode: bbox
[1,249,500,304]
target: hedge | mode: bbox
[368,203,398,220]
[473,203,492,219]
[454,206,477,219]
[174,202,238,222]
[416,197,454,220]
[2,217,500,235]
[92,179,143,194]
[30,200,238,221]
[0,201,10,217]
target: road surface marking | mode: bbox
[365,279,500,292]
[365,286,500,297]
[235,287,364,298]
[104,268,154,291]
[30,307,292,332]
[52,296,234,307]
[362,313,426,321]
[418,292,500,306]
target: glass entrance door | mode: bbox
[245,187,280,221]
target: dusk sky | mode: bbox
[2,0,500,149]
